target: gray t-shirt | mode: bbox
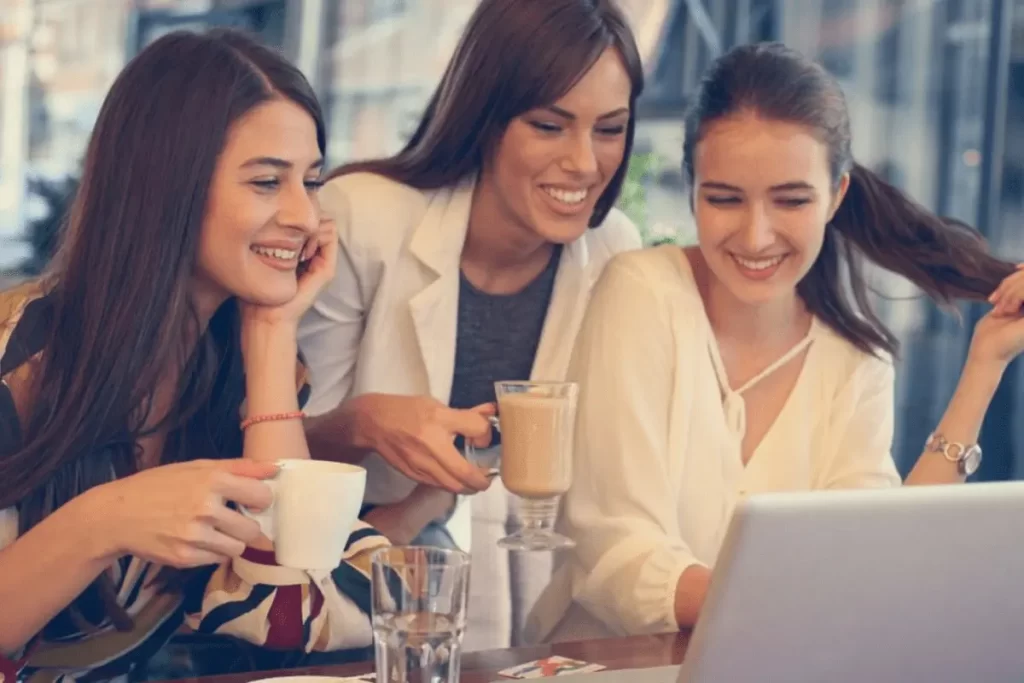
[449,246,562,445]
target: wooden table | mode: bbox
[166,632,691,683]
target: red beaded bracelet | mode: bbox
[241,410,306,430]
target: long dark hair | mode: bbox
[329,0,644,227]
[0,29,324,629]
[683,42,1014,356]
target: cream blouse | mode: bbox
[526,246,901,642]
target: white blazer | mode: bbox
[298,172,641,547]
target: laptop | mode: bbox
[677,481,1024,682]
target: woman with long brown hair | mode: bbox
[299,0,642,551]
[527,41,1024,642]
[0,29,386,681]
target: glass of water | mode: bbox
[371,547,471,683]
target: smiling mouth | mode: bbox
[251,245,299,261]
[542,186,589,206]
[731,253,787,271]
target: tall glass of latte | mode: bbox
[492,380,578,551]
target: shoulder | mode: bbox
[571,248,690,383]
[322,171,428,203]
[0,280,50,461]
[586,246,697,327]
[582,207,642,261]
[0,279,50,331]
[597,245,695,301]
[321,172,432,232]
[319,172,445,264]
[0,280,52,377]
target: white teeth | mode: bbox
[544,187,588,205]
[252,246,299,260]
[733,254,785,271]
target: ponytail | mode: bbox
[797,162,1015,357]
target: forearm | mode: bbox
[362,487,455,545]
[0,490,116,655]
[242,323,307,464]
[673,563,712,629]
[304,402,372,465]
[904,357,1005,486]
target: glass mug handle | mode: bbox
[464,415,501,478]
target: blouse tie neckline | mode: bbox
[709,329,815,440]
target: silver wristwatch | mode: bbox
[925,432,982,477]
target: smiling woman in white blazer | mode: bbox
[302,172,638,548]
[297,0,644,553]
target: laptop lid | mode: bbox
[678,482,1024,683]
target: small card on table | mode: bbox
[499,655,607,678]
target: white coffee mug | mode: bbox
[243,460,366,570]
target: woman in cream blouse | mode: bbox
[526,42,1024,642]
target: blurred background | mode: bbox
[0,0,1022,478]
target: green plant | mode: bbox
[617,152,686,247]
[617,151,658,234]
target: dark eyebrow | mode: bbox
[542,105,630,121]
[769,181,816,192]
[700,181,817,192]
[700,181,742,192]
[241,157,325,171]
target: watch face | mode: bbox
[961,446,982,477]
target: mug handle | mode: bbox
[239,477,278,541]
[464,415,501,478]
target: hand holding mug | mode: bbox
[343,394,495,493]
[88,459,277,568]
[239,459,366,570]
